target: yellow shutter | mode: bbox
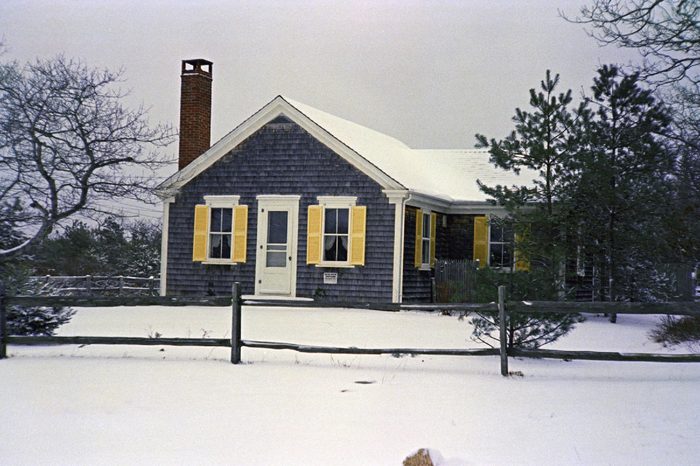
[514,231,530,272]
[350,206,366,266]
[473,216,488,268]
[232,205,248,263]
[430,212,437,268]
[414,208,423,268]
[307,205,322,265]
[192,205,209,262]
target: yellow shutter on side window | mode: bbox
[473,216,488,268]
[350,206,367,266]
[514,231,531,272]
[430,212,437,268]
[307,205,322,265]
[232,205,248,263]
[414,209,423,268]
[192,205,209,262]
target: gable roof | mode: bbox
[157,95,537,207]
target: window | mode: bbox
[307,196,366,267]
[414,209,436,269]
[421,212,431,266]
[489,220,514,268]
[474,216,529,270]
[323,207,349,262]
[209,207,233,259]
[192,195,248,264]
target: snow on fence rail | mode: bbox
[1,284,700,374]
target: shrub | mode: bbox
[7,305,76,336]
[468,268,583,349]
[650,315,700,350]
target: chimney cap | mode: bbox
[181,59,213,78]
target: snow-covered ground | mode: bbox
[1,306,699,465]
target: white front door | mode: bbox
[255,196,299,296]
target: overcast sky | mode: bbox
[1,0,639,217]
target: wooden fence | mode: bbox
[434,259,479,302]
[24,275,160,296]
[2,284,700,375]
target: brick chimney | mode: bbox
[178,59,213,170]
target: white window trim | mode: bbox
[317,196,357,268]
[203,195,241,265]
[419,209,432,271]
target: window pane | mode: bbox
[267,211,288,244]
[324,236,338,261]
[490,224,503,242]
[423,213,430,238]
[209,234,222,258]
[222,208,232,232]
[502,243,513,268]
[490,243,503,267]
[422,238,430,264]
[266,251,286,267]
[324,208,337,234]
[221,234,231,259]
[337,209,349,234]
[337,235,348,261]
[210,208,222,232]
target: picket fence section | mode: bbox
[2,283,700,375]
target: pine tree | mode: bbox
[471,70,586,348]
[476,70,585,293]
[570,65,675,302]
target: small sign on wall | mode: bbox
[323,272,338,285]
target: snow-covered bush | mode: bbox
[6,305,75,336]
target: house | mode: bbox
[157,59,535,302]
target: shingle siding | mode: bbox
[166,120,394,301]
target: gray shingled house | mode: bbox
[156,59,534,302]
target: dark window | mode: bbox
[209,207,233,259]
[323,208,349,262]
[421,212,431,265]
[489,221,513,268]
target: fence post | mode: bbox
[149,276,155,295]
[118,275,124,296]
[498,285,508,376]
[430,277,437,303]
[0,281,7,359]
[85,275,92,295]
[231,282,242,364]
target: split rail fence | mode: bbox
[2,283,700,376]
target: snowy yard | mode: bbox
[1,306,699,465]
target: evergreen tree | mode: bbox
[34,221,97,275]
[570,65,675,302]
[471,70,586,348]
[476,70,585,293]
[124,220,161,277]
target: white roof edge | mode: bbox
[407,190,508,215]
[156,95,405,198]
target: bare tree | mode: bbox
[566,0,700,86]
[0,56,175,261]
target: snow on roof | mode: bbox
[284,97,537,202]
